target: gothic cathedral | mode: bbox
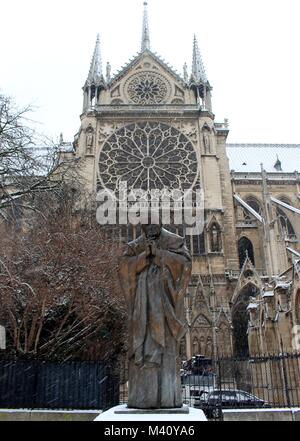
[60,2,300,360]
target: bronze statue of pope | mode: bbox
[119,224,192,409]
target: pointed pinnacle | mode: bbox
[192,34,207,83]
[183,62,188,82]
[87,34,103,85]
[141,1,151,52]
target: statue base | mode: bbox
[115,405,190,415]
[94,405,207,421]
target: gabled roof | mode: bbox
[247,303,259,310]
[231,256,262,305]
[107,49,186,89]
[262,290,274,298]
[216,308,232,326]
[192,275,212,322]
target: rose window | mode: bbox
[98,122,199,194]
[126,72,169,104]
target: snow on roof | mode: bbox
[275,281,292,290]
[263,291,274,298]
[59,142,74,153]
[287,247,300,258]
[226,144,300,173]
[247,303,259,310]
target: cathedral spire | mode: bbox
[192,35,207,83]
[86,34,103,85]
[83,34,105,111]
[141,1,151,52]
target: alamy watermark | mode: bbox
[96,182,205,235]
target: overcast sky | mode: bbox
[1,0,300,144]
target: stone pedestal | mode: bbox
[94,405,207,422]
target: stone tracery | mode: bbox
[125,72,169,104]
[99,121,199,193]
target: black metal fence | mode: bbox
[0,353,299,418]
[180,352,300,419]
[0,359,119,411]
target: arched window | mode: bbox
[232,284,260,357]
[192,233,205,256]
[246,197,261,214]
[238,237,255,268]
[279,197,292,205]
[276,207,296,239]
[243,197,262,223]
[90,85,96,107]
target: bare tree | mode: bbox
[0,187,127,362]
[0,93,75,223]
[0,92,127,362]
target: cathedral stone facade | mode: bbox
[60,2,300,360]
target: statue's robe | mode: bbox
[119,228,192,409]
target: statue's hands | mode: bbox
[146,243,152,258]
[150,241,161,257]
[150,241,156,256]
[145,240,162,260]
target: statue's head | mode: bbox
[142,224,161,240]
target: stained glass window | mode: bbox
[125,72,169,105]
[99,122,199,194]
